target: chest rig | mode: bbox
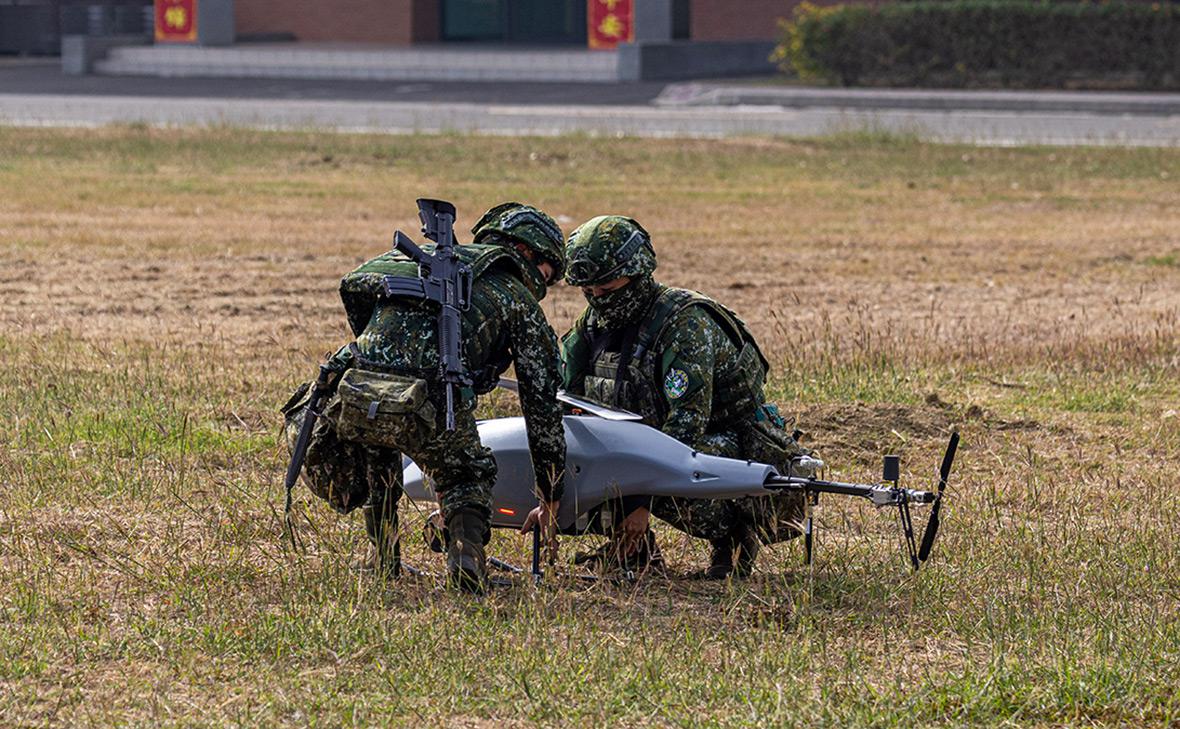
[566,287,770,428]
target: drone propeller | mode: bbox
[918,431,960,564]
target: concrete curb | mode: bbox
[656,83,1180,116]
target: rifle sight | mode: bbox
[416,198,457,242]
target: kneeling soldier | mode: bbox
[560,215,813,578]
[283,202,567,593]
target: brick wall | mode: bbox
[689,0,798,41]
[236,0,439,43]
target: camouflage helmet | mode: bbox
[471,202,566,283]
[564,215,656,287]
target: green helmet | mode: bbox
[564,215,656,287]
[471,202,566,283]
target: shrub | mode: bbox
[773,0,1180,88]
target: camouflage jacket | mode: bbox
[333,247,566,501]
[561,285,769,450]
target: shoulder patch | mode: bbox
[664,368,690,400]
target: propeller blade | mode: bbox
[938,431,960,490]
[918,501,941,563]
[918,431,959,563]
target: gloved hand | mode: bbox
[618,506,651,557]
[520,499,561,563]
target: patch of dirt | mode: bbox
[799,402,956,455]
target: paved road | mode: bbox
[656,82,1180,115]
[3,61,1178,146]
[0,61,665,105]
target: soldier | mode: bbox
[283,202,567,593]
[560,216,814,579]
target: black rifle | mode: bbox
[283,363,337,545]
[382,199,473,431]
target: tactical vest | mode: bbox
[564,287,770,428]
[339,244,532,395]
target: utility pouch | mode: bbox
[741,405,809,468]
[281,381,369,515]
[740,406,811,544]
[335,368,436,449]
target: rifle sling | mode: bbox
[610,325,641,407]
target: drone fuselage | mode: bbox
[402,415,778,533]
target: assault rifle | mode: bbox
[383,199,473,431]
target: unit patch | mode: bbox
[664,368,690,399]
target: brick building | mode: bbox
[233,0,790,46]
[40,0,793,81]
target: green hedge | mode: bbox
[773,1,1180,88]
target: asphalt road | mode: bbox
[3,60,1178,146]
[0,60,667,105]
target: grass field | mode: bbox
[1,125,1178,727]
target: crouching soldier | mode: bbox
[560,216,814,579]
[282,201,568,593]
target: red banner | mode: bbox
[155,0,197,43]
[587,0,633,50]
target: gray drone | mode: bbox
[403,381,960,579]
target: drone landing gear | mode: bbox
[883,454,919,571]
[803,492,817,567]
[531,523,543,584]
[477,525,546,585]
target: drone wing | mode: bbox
[496,377,643,421]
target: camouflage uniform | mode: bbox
[283,203,566,582]
[561,216,809,561]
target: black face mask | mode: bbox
[585,276,658,330]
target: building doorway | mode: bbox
[442,0,588,44]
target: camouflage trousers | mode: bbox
[282,382,497,542]
[648,429,805,545]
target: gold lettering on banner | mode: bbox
[598,13,624,39]
[164,6,188,29]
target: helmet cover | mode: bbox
[564,215,656,287]
[472,202,566,283]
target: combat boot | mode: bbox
[574,530,665,575]
[626,530,666,574]
[703,524,760,580]
[354,502,399,575]
[445,509,488,594]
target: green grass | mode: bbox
[1145,252,1179,268]
[1,125,1179,726]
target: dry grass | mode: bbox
[1,125,1178,727]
